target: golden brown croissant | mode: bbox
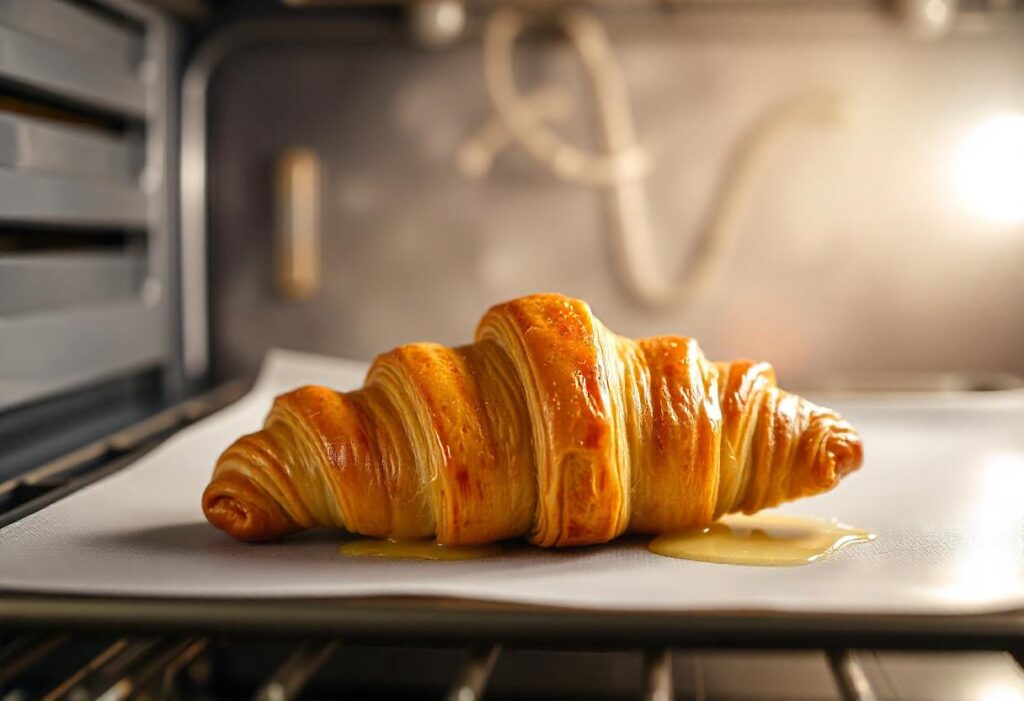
[203,293,862,546]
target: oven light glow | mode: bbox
[976,685,1024,701]
[924,0,949,25]
[955,115,1024,223]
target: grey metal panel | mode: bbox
[0,1,179,431]
[0,168,146,227]
[0,0,141,71]
[0,25,145,118]
[685,651,842,699]
[865,651,1024,700]
[0,254,144,315]
[0,301,165,410]
[0,113,141,181]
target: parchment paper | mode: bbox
[2,349,1022,613]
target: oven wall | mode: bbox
[205,10,1024,388]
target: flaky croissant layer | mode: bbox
[203,294,863,546]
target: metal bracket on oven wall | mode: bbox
[274,148,323,301]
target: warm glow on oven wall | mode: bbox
[955,115,1024,224]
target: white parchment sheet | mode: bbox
[2,350,1022,613]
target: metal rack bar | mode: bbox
[60,638,160,700]
[94,637,204,701]
[446,644,501,701]
[0,634,69,688]
[691,652,707,701]
[828,650,878,701]
[643,648,673,701]
[148,637,210,700]
[252,639,338,701]
[42,638,134,701]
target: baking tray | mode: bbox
[1,362,1022,649]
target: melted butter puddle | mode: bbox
[649,513,876,566]
[340,539,502,561]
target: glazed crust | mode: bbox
[203,293,863,546]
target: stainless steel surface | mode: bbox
[0,0,180,412]
[866,651,1024,701]
[688,651,840,700]
[479,7,846,309]
[0,253,144,316]
[446,644,500,701]
[0,112,141,181]
[252,640,339,701]
[828,650,878,701]
[0,169,147,225]
[642,648,673,701]
[179,17,394,381]
[0,301,165,411]
[198,11,1024,387]
[0,24,145,118]
[0,0,142,71]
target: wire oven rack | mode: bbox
[1,385,1022,700]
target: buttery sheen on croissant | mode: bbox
[203,293,863,546]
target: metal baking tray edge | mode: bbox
[0,593,1021,650]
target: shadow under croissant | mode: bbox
[85,522,609,571]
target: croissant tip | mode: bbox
[827,427,864,483]
[202,482,287,542]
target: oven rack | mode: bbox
[2,632,1023,700]
[0,385,1022,700]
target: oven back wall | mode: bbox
[205,12,1024,388]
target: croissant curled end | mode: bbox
[202,462,299,542]
[805,420,863,499]
[825,422,864,484]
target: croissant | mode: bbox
[203,293,862,546]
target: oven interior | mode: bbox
[1,0,1023,698]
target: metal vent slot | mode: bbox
[0,92,126,133]
[0,301,165,410]
[0,0,176,413]
[0,0,142,72]
[0,170,148,226]
[0,251,146,315]
[0,25,145,119]
[0,112,142,181]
